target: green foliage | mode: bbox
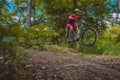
[99,24,120,55]
[0,22,26,44]
[0,2,31,79]
[104,24,120,43]
[27,23,58,37]
[44,45,68,54]
[79,45,102,55]
[100,42,120,55]
[44,0,73,14]
[24,23,59,50]
[0,42,30,80]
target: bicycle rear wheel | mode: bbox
[81,27,98,47]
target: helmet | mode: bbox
[74,8,80,12]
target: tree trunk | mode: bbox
[118,0,120,12]
[73,0,77,9]
[26,0,32,27]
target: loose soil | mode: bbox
[26,49,120,80]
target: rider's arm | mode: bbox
[68,16,75,20]
[81,19,86,24]
[68,13,78,20]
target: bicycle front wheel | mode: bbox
[81,27,98,47]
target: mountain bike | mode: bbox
[65,20,98,48]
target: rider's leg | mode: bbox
[66,24,73,41]
[69,26,73,39]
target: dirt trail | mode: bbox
[26,50,120,80]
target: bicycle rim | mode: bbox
[81,27,98,47]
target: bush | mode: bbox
[0,42,30,80]
[100,42,120,55]
[79,24,120,55]
[24,23,59,50]
[0,23,31,80]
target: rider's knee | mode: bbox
[69,26,73,30]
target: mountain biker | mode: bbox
[66,8,86,41]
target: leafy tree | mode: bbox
[43,0,118,39]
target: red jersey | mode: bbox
[66,13,80,24]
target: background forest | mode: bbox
[0,0,120,79]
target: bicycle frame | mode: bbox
[74,21,86,40]
[65,20,98,47]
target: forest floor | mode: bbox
[25,48,120,80]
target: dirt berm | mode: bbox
[26,50,120,80]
